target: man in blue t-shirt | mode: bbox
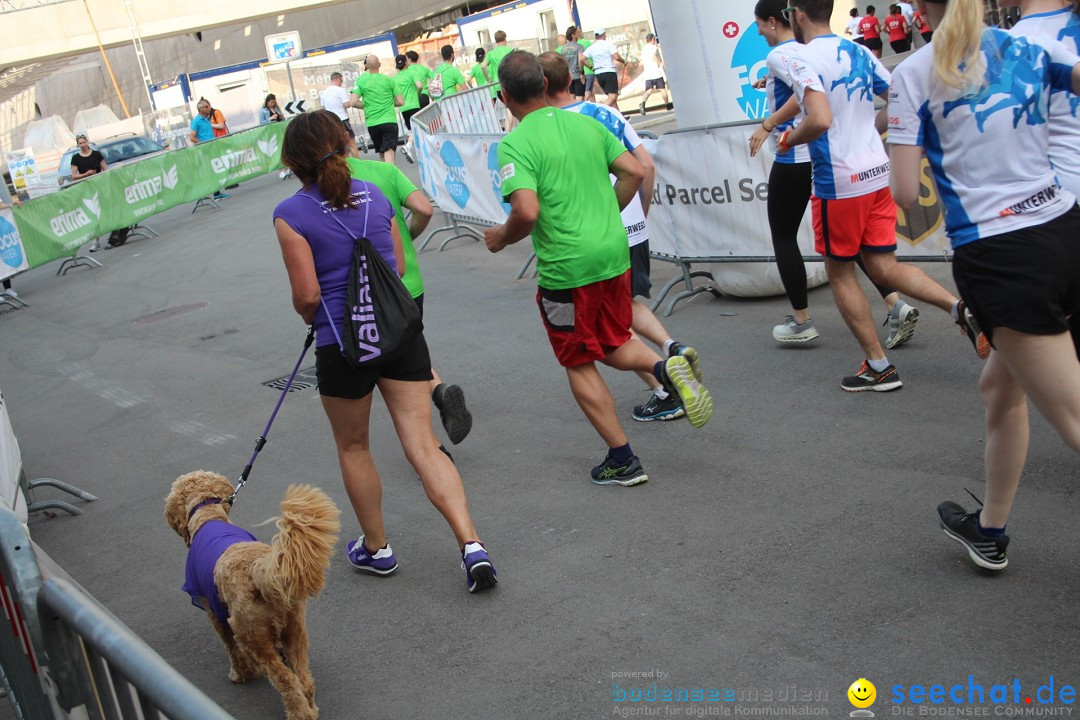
[188,97,229,200]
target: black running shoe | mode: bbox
[937,501,1009,571]
[956,301,991,359]
[433,384,472,445]
[632,392,685,422]
[590,453,648,486]
[840,360,902,392]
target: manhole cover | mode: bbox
[133,302,210,325]
[264,366,318,393]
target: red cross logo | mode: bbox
[723,21,740,38]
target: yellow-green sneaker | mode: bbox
[661,355,712,428]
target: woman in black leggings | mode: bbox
[751,0,918,347]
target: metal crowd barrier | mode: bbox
[0,506,233,719]
[411,85,509,254]
[641,117,952,316]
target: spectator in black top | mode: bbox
[70,134,106,181]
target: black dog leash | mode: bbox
[228,326,316,505]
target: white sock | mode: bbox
[653,386,669,400]
[950,300,961,322]
[868,357,890,372]
[662,339,676,354]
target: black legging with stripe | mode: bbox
[767,160,895,310]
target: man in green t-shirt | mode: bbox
[394,54,422,163]
[347,157,473,445]
[469,48,497,99]
[483,50,713,487]
[431,45,468,98]
[482,30,514,94]
[349,54,403,163]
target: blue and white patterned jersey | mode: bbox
[1011,8,1080,196]
[562,101,649,247]
[766,40,812,165]
[787,34,892,199]
[889,29,1079,248]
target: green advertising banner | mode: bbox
[11,121,287,270]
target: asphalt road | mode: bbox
[2,154,1078,720]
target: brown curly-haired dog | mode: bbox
[165,471,340,720]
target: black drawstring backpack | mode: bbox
[304,184,422,367]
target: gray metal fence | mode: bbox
[0,506,234,719]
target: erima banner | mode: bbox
[0,207,29,282]
[643,124,949,261]
[414,132,509,224]
[12,122,286,270]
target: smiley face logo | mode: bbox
[848,679,876,709]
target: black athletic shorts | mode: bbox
[645,78,666,91]
[569,78,586,97]
[402,108,419,130]
[863,37,883,53]
[315,333,433,399]
[419,93,431,109]
[890,39,911,54]
[596,72,619,96]
[413,292,424,320]
[921,30,933,43]
[341,118,355,139]
[630,242,652,299]
[854,37,866,46]
[952,205,1080,348]
[368,123,399,154]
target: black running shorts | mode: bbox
[952,205,1080,347]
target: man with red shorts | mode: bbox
[484,50,712,486]
[779,0,969,391]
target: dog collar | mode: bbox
[188,498,226,520]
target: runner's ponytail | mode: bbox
[932,0,987,93]
[281,110,354,209]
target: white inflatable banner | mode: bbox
[414,132,509,225]
[643,124,951,262]
[0,207,30,283]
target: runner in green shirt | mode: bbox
[345,156,473,445]
[469,48,497,99]
[394,54,422,163]
[431,45,468,98]
[350,55,403,163]
[482,31,514,93]
[481,50,713,486]
[405,51,435,108]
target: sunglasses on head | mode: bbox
[781,5,800,18]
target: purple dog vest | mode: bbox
[182,519,257,626]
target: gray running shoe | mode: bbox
[773,315,820,343]
[884,302,919,349]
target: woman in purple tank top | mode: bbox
[272,110,497,594]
